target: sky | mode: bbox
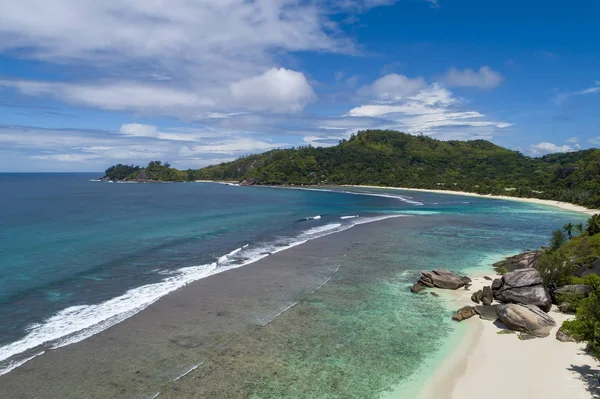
[0,0,598,172]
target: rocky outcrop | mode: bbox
[555,284,593,297]
[417,270,472,290]
[577,258,600,277]
[492,268,552,312]
[493,251,542,273]
[496,304,556,337]
[471,286,493,306]
[239,177,257,186]
[556,329,576,342]
[474,305,500,321]
[411,283,426,293]
[558,302,577,314]
[453,306,477,321]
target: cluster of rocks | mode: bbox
[492,250,542,273]
[411,266,572,339]
[414,270,472,290]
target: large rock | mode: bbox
[496,304,556,337]
[410,283,426,293]
[470,286,493,305]
[453,306,477,321]
[474,305,500,321]
[577,258,600,277]
[555,284,593,297]
[492,268,552,312]
[482,286,493,306]
[493,251,542,273]
[418,270,471,290]
[239,177,257,186]
[556,329,576,342]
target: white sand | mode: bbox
[422,275,600,399]
[349,185,600,216]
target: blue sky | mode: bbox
[0,0,598,172]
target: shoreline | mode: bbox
[194,180,600,216]
[349,185,600,216]
[422,273,600,399]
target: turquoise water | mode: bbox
[0,173,589,395]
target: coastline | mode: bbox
[349,185,600,216]
[194,180,600,216]
[422,273,600,399]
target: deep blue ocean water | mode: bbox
[0,173,589,380]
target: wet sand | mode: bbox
[0,217,425,399]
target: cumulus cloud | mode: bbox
[358,73,427,101]
[0,0,395,116]
[443,66,503,89]
[529,142,575,156]
[345,79,510,138]
[0,80,210,114]
[229,68,316,113]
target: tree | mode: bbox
[550,229,567,252]
[563,222,574,239]
[575,223,584,235]
[561,290,600,358]
[535,251,576,288]
[587,215,600,236]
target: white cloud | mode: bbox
[443,66,503,89]
[346,81,510,137]
[553,81,600,105]
[1,68,317,115]
[0,0,398,116]
[229,68,316,113]
[529,142,575,156]
[358,73,427,101]
[589,137,600,145]
[0,79,210,114]
[0,123,289,169]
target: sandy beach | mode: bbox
[423,274,600,399]
[350,185,600,216]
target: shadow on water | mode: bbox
[568,362,600,397]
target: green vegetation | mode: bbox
[105,130,600,208]
[534,251,576,287]
[563,222,574,239]
[190,130,600,208]
[104,164,140,180]
[103,161,187,182]
[561,290,600,357]
[550,229,568,252]
[587,214,600,236]
[533,215,600,357]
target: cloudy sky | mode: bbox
[0,0,598,172]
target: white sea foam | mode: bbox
[173,361,204,381]
[281,187,424,206]
[217,246,244,264]
[0,351,45,376]
[340,215,358,219]
[300,223,343,237]
[0,213,407,375]
[350,214,408,225]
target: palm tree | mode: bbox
[575,223,584,235]
[587,215,600,236]
[563,222,574,239]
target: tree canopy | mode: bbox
[104,130,600,207]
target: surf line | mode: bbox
[172,361,204,382]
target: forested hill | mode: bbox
[105,130,600,208]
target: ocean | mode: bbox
[0,173,588,397]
